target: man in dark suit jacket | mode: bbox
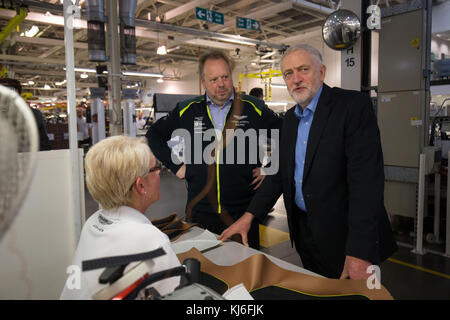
[219,44,397,280]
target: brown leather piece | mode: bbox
[177,248,393,300]
[151,213,178,229]
[151,213,201,241]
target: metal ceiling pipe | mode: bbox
[86,0,106,62]
[20,0,288,50]
[86,0,105,21]
[119,0,137,65]
[119,0,136,27]
[291,0,334,14]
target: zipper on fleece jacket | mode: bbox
[205,104,232,214]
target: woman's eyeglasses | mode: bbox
[148,160,162,174]
[129,160,162,191]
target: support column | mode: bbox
[412,153,426,255]
[107,0,122,136]
[340,0,362,91]
[63,0,82,240]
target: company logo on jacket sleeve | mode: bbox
[231,114,249,127]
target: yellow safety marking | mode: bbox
[387,257,450,279]
[205,104,231,214]
[241,99,262,116]
[216,149,221,213]
[240,69,283,79]
[250,284,371,300]
[259,224,290,248]
[179,99,203,117]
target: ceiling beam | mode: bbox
[136,0,155,17]
[271,25,322,43]
[225,0,258,12]
[13,68,66,76]
[0,54,65,65]
[15,35,87,49]
[0,8,285,49]
[39,30,86,58]
[291,0,334,15]
[0,9,87,28]
[163,0,212,21]
[244,2,293,20]
[184,2,293,38]
[15,35,199,62]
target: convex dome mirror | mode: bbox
[322,9,361,51]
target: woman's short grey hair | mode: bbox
[85,135,152,210]
[279,44,323,70]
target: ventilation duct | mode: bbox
[86,0,107,62]
[119,0,137,65]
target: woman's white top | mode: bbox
[60,206,181,299]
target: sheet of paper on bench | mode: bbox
[223,283,254,300]
[172,229,222,254]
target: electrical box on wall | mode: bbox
[377,3,431,220]
[378,90,423,168]
[378,8,428,169]
[378,10,425,92]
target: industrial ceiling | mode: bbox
[0,0,423,98]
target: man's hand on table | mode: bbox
[218,212,254,247]
[340,255,372,280]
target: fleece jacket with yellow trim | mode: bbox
[146,92,283,215]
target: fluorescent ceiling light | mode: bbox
[261,51,276,59]
[211,35,257,47]
[64,67,97,73]
[157,45,167,55]
[256,59,276,63]
[266,101,288,107]
[157,78,164,83]
[28,80,35,85]
[44,84,51,90]
[167,45,180,53]
[80,73,88,79]
[75,67,97,73]
[22,25,39,38]
[123,71,164,78]
[65,67,164,78]
[271,83,287,88]
[184,38,246,51]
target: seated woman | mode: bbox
[60,136,180,299]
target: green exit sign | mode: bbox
[236,16,261,31]
[195,7,224,25]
